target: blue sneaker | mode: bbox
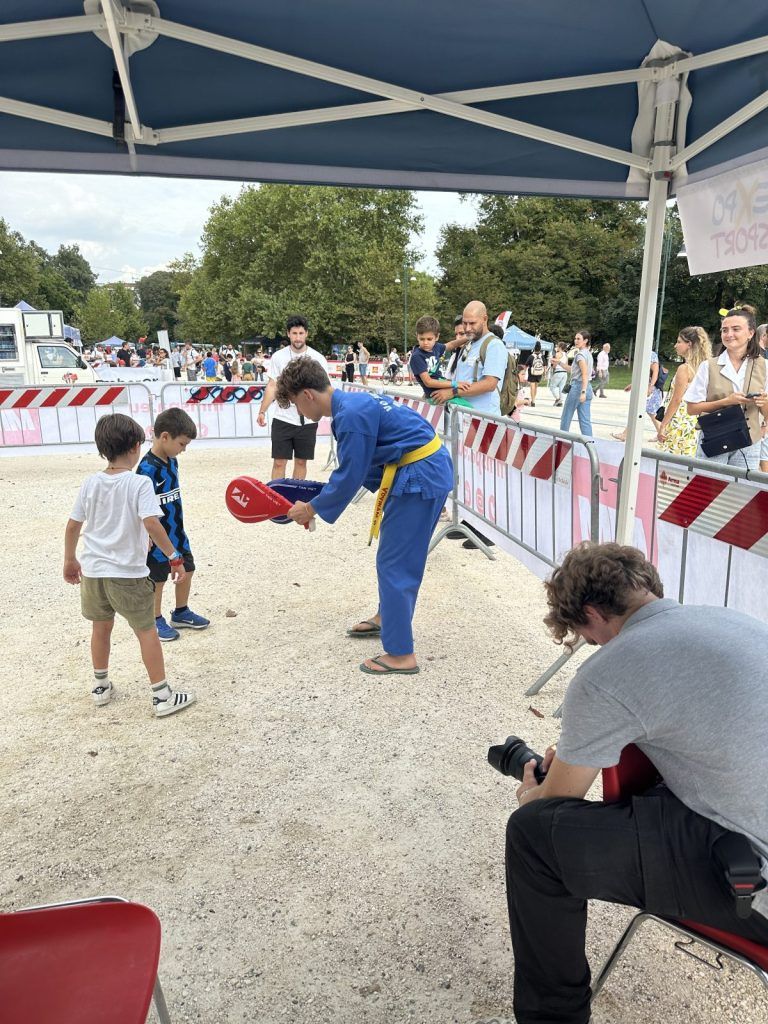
[170,608,210,630]
[156,616,180,642]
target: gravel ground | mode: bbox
[1,443,764,1024]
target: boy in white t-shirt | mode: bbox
[63,413,196,718]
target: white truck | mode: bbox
[0,307,97,387]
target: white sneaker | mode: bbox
[91,681,113,707]
[153,689,196,718]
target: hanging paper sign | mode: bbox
[678,156,768,274]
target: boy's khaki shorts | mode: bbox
[81,576,156,633]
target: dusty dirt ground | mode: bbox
[1,442,764,1024]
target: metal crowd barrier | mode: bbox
[631,447,768,610]
[430,406,602,575]
[0,383,153,447]
[527,445,768,704]
[157,381,271,441]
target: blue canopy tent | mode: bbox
[3,2,768,538]
[503,325,553,355]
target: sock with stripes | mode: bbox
[151,680,172,702]
[93,669,110,693]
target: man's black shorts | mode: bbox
[147,552,196,584]
[271,418,318,460]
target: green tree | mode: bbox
[176,185,423,349]
[436,196,645,346]
[75,283,147,343]
[137,269,181,339]
[0,219,41,307]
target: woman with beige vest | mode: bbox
[685,304,767,469]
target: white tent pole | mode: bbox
[615,86,679,545]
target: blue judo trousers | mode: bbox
[310,390,453,656]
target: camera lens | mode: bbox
[488,735,546,783]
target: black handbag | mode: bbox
[697,404,752,456]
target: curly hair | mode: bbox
[677,325,712,378]
[543,542,663,648]
[275,355,331,408]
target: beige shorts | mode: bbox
[81,576,156,633]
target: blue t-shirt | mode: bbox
[202,356,216,377]
[311,391,453,524]
[409,343,447,397]
[136,451,191,560]
[452,333,508,416]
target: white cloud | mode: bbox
[0,172,476,282]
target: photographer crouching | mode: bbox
[495,542,768,1024]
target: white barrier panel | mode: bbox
[157,382,332,440]
[545,435,768,625]
[455,414,598,578]
[0,384,153,447]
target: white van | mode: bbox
[0,307,97,387]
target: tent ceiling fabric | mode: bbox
[2,1,768,196]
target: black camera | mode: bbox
[488,735,547,784]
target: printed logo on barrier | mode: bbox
[463,417,572,485]
[187,385,265,404]
[657,467,768,557]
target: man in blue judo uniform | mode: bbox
[277,356,453,675]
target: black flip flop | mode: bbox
[346,619,382,638]
[360,656,420,675]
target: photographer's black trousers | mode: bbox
[505,787,768,1024]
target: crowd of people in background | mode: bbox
[79,302,768,472]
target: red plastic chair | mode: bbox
[0,896,171,1023]
[592,746,768,1001]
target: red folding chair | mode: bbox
[592,745,768,1001]
[0,896,171,1024]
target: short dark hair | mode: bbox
[153,408,198,440]
[415,315,440,336]
[454,314,463,327]
[94,413,145,462]
[576,329,591,343]
[489,323,504,339]
[286,314,309,332]
[544,542,663,648]
[275,355,331,408]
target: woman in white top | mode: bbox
[685,304,768,469]
[548,344,569,407]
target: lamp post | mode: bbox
[654,213,687,350]
[394,262,417,352]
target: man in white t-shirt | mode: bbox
[257,315,329,479]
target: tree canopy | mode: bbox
[177,185,430,351]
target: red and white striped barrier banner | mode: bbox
[464,416,571,482]
[394,396,444,430]
[657,467,768,557]
[0,385,127,410]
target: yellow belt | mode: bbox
[368,434,442,545]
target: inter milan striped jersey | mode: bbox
[136,451,191,561]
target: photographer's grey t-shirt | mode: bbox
[558,598,768,917]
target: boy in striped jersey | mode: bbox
[137,408,211,642]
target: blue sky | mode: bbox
[1,172,478,284]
